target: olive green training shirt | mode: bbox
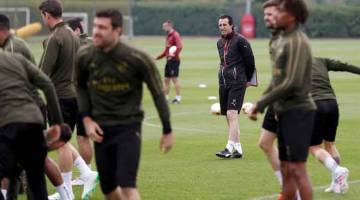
[312,57,360,101]
[0,50,63,127]
[1,34,45,106]
[257,26,316,113]
[76,40,172,133]
[39,22,79,99]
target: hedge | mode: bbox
[133,3,360,38]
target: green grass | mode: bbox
[19,37,360,199]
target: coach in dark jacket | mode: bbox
[215,14,255,159]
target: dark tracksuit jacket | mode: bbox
[217,32,255,87]
[76,40,172,133]
[39,22,79,99]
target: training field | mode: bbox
[22,37,360,200]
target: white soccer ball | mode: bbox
[169,45,177,56]
[210,103,221,115]
[241,102,254,114]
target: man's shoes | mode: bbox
[215,148,232,158]
[81,171,99,200]
[333,167,349,194]
[171,99,180,104]
[232,150,243,159]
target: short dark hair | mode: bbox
[39,0,63,18]
[96,9,123,29]
[263,0,280,9]
[59,123,72,143]
[218,15,233,26]
[0,14,10,29]
[279,0,309,24]
[67,17,84,33]
[164,20,173,26]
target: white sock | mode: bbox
[296,190,301,200]
[324,156,338,173]
[176,95,181,101]
[56,183,72,200]
[225,140,235,152]
[74,156,92,178]
[234,143,243,154]
[62,171,73,196]
[274,170,283,186]
[1,189,7,199]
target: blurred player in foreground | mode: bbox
[77,9,174,200]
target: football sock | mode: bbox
[1,189,6,199]
[274,170,283,186]
[234,142,243,154]
[74,156,92,178]
[176,95,181,101]
[62,171,73,196]
[56,183,72,200]
[226,140,235,152]
[324,156,338,173]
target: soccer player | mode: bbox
[0,49,63,200]
[67,17,92,46]
[156,20,183,104]
[309,57,360,193]
[38,1,98,199]
[215,15,255,159]
[76,9,174,200]
[257,0,282,189]
[0,13,73,200]
[67,16,94,186]
[248,0,315,199]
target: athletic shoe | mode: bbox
[71,176,85,186]
[333,167,349,194]
[277,192,283,200]
[232,150,243,159]
[81,171,99,200]
[48,191,74,200]
[215,148,232,158]
[171,99,180,104]
[324,182,339,193]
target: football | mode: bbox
[169,45,177,56]
[210,103,221,115]
[241,102,254,114]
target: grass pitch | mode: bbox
[19,37,360,200]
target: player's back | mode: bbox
[0,50,43,126]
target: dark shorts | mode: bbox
[95,123,141,194]
[219,84,246,115]
[311,99,339,145]
[262,106,278,134]
[0,123,48,200]
[57,98,86,137]
[277,109,315,162]
[164,60,180,78]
